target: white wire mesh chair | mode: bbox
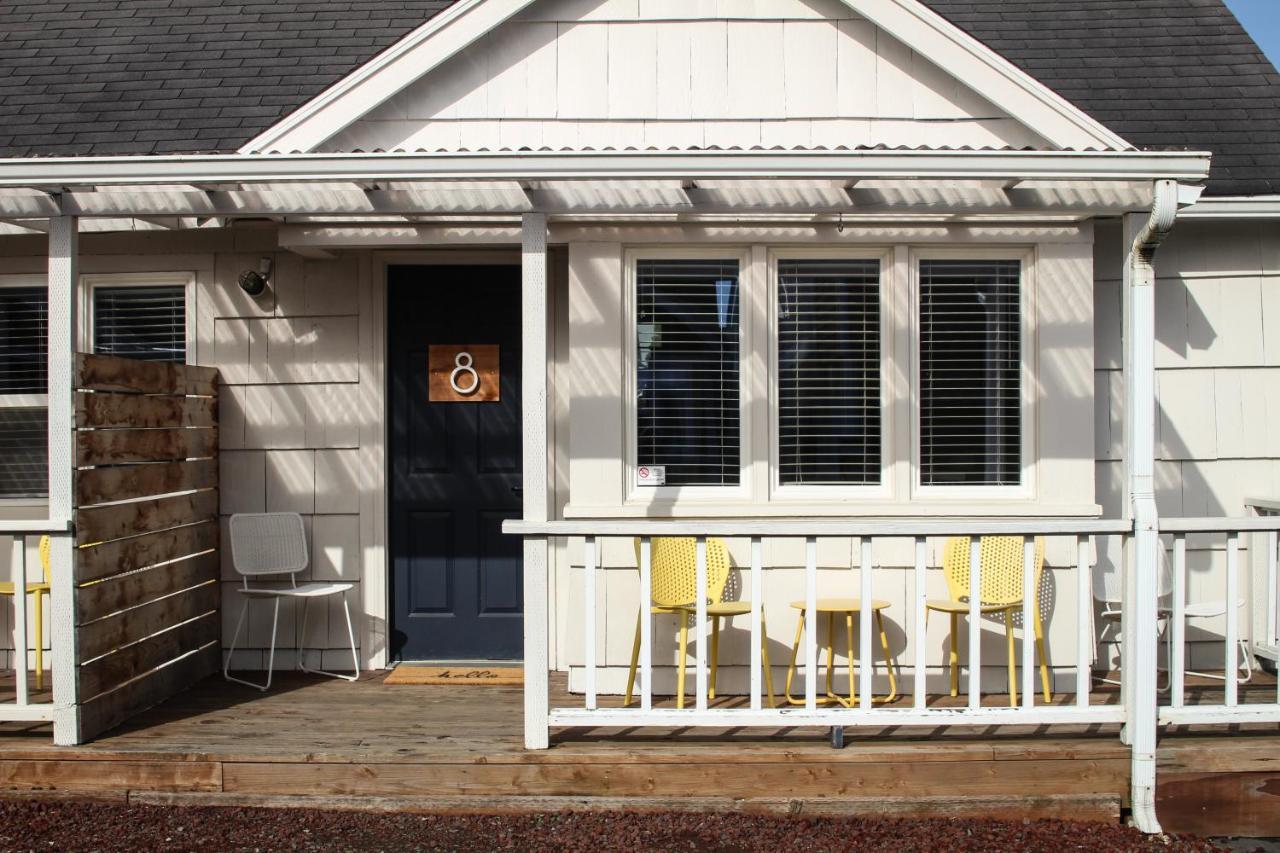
[1093,538,1253,689]
[224,512,360,691]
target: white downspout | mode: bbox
[1121,178,1199,832]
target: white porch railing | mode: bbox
[506,518,1132,730]
[0,522,73,726]
[1158,514,1280,726]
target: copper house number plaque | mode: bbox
[428,344,500,402]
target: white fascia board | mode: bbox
[238,0,540,154]
[1178,195,1280,219]
[841,0,1132,151]
[0,150,1212,189]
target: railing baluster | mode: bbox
[639,536,652,712]
[1268,530,1278,658]
[695,536,708,711]
[968,538,982,711]
[1022,536,1035,709]
[584,535,597,711]
[805,536,817,712]
[11,536,28,706]
[1171,534,1186,708]
[912,536,927,710]
[1075,535,1091,708]
[859,537,873,710]
[1225,532,1239,707]
[750,536,762,712]
[1271,530,1279,706]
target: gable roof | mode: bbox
[923,0,1280,196]
[241,0,1130,155]
[0,0,1276,194]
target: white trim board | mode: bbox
[239,0,1132,155]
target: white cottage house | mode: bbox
[0,0,1277,834]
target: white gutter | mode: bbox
[1179,194,1280,218]
[0,149,1212,188]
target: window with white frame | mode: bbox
[0,281,49,499]
[917,258,1023,487]
[634,258,741,487]
[625,248,1030,502]
[776,257,882,486]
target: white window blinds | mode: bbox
[918,259,1022,487]
[0,286,48,498]
[0,286,47,394]
[93,285,186,363]
[635,259,740,487]
[777,258,881,486]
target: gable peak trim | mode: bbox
[243,0,1132,156]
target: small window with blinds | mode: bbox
[635,258,740,487]
[0,285,49,498]
[918,259,1022,487]
[777,258,881,486]
[93,285,187,363]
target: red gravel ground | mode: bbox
[0,801,1240,852]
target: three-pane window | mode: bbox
[631,252,1025,496]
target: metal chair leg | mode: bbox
[224,596,278,692]
[298,594,360,682]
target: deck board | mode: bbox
[0,670,1272,831]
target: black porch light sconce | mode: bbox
[238,257,274,297]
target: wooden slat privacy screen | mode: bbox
[72,353,220,741]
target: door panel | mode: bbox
[388,265,523,661]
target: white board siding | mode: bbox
[321,10,1045,153]
[1093,220,1280,666]
[0,228,377,672]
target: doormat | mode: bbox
[383,666,523,686]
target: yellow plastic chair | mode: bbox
[0,535,51,690]
[926,536,1051,705]
[624,537,774,709]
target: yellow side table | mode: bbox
[784,598,898,707]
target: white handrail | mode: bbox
[504,518,1133,537]
[0,520,71,534]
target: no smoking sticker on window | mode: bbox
[636,465,666,486]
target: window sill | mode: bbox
[564,502,1104,519]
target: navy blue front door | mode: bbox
[388,266,523,661]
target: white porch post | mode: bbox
[1121,179,1177,833]
[47,215,81,745]
[521,212,550,750]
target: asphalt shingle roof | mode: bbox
[0,0,1277,195]
[0,1,452,157]
[922,0,1280,195]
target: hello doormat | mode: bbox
[383,666,523,686]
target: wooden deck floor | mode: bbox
[0,671,1275,834]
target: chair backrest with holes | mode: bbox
[37,535,51,585]
[632,537,732,608]
[229,513,309,578]
[942,535,1045,609]
[1091,539,1173,605]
